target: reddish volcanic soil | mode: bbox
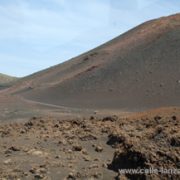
[0,107,179,179]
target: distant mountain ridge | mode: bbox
[0,73,18,89]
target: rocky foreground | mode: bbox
[0,107,179,179]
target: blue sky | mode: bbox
[0,0,180,77]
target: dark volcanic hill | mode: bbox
[5,14,180,110]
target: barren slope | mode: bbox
[5,13,180,110]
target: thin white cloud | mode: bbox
[137,0,159,9]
